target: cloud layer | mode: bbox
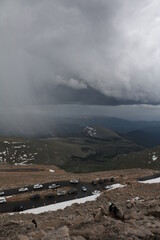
[0,0,160,107]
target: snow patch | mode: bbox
[84,126,96,137]
[152,153,158,161]
[106,183,126,191]
[139,177,160,184]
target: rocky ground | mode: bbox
[0,165,160,239]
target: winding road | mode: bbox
[0,180,105,213]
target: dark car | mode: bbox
[68,188,78,194]
[30,194,40,200]
[110,177,115,183]
[97,178,104,184]
[14,205,24,212]
[91,180,97,185]
[45,193,54,199]
[103,178,109,183]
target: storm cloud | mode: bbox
[0,0,160,107]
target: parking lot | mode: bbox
[0,178,113,213]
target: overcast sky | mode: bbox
[1,0,160,123]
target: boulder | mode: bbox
[17,235,30,240]
[124,209,138,221]
[71,237,85,240]
[43,226,70,240]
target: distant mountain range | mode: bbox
[1,115,160,145]
[1,121,160,172]
[1,116,160,172]
[0,126,142,173]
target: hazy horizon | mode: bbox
[1,0,160,131]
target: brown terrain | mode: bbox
[0,164,160,239]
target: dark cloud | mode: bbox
[35,84,144,106]
[0,0,160,109]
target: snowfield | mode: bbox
[139,177,160,184]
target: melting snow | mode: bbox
[106,183,126,191]
[152,154,158,161]
[84,126,96,137]
[139,177,160,184]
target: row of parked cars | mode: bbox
[0,177,104,204]
[0,179,80,196]
[0,179,86,204]
[18,183,60,193]
[0,183,60,204]
[30,185,88,200]
[91,177,115,185]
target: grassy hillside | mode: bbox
[0,127,143,173]
[112,146,160,170]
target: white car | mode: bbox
[0,191,4,196]
[48,184,60,189]
[70,179,79,184]
[104,185,112,190]
[0,197,6,203]
[18,187,28,192]
[33,184,43,190]
[92,190,100,195]
[81,186,87,192]
[57,191,67,196]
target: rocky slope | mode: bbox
[1,168,160,239]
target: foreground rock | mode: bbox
[1,169,160,239]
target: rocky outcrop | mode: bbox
[42,226,70,240]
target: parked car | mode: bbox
[45,193,54,199]
[48,184,60,189]
[91,180,97,185]
[81,186,87,192]
[18,187,28,192]
[68,188,78,194]
[97,178,104,184]
[0,197,6,203]
[33,184,43,190]
[0,191,4,196]
[92,190,100,195]
[110,177,115,183]
[104,185,112,190]
[103,178,109,183]
[70,179,79,184]
[57,191,67,196]
[30,194,40,200]
[14,205,24,212]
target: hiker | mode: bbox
[32,219,37,228]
